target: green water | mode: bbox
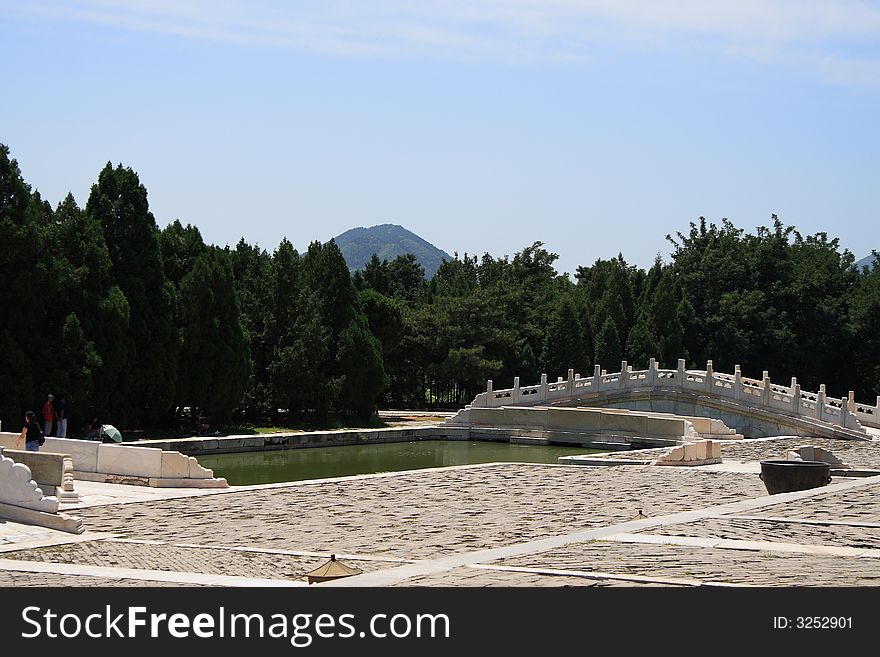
[197,440,601,485]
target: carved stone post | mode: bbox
[593,364,601,391]
[792,381,801,415]
[485,380,493,407]
[677,358,686,388]
[840,397,851,428]
[513,376,521,403]
[705,360,714,392]
[848,391,856,412]
[817,384,826,422]
[540,373,548,401]
[734,364,742,401]
[620,361,628,388]
[762,371,771,406]
[567,369,574,397]
[648,357,657,387]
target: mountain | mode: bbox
[856,253,878,271]
[333,224,452,278]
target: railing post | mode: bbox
[734,364,742,401]
[677,359,686,389]
[648,357,657,387]
[593,364,601,391]
[620,361,628,388]
[567,369,574,397]
[513,376,521,403]
[705,360,714,392]
[840,397,851,428]
[817,384,826,422]
[486,380,494,407]
[848,391,856,412]
[761,371,771,406]
[540,373,548,401]
[792,380,801,415]
[877,396,880,414]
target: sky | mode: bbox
[2,0,879,276]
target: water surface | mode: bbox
[197,440,601,485]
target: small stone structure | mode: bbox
[0,451,83,533]
[0,433,227,488]
[1,448,79,502]
[651,439,722,466]
[785,445,851,469]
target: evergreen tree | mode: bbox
[178,251,251,422]
[594,317,622,371]
[85,163,178,425]
[540,295,590,379]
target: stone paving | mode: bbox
[0,571,204,587]
[392,566,671,587]
[731,485,880,524]
[66,464,767,560]
[1,437,879,587]
[489,541,880,586]
[1,540,402,581]
[639,517,880,550]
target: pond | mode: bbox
[196,440,603,485]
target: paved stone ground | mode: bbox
[1,442,879,587]
[639,517,880,550]
[0,571,204,586]
[489,541,880,586]
[1,540,401,581]
[66,464,766,560]
[392,567,670,587]
[732,486,880,524]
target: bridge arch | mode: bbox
[451,359,878,440]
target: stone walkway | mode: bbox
[1,437,879,587]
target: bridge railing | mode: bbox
[469,358,880,431]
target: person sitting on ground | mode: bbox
[17,411,44,452]
[82,416,101,440]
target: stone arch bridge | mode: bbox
[447,359,879,441]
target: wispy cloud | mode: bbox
[5,0,880,86]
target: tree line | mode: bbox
[1,143,878,432]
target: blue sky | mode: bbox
[2,1,879,275]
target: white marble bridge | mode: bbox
[450,359,879,440]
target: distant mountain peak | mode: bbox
[333,224,452,278]
[856,253,878,271]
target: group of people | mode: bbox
[41,393,67,438]
[16,393,67,453]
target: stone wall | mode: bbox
[0,434,227,488]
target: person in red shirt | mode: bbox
[42,394,54,437]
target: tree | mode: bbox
[594,317,621,371]
[85,163,178,425]
[540,294,590,379]
[335,314,387,418]
[178,251,251,422]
